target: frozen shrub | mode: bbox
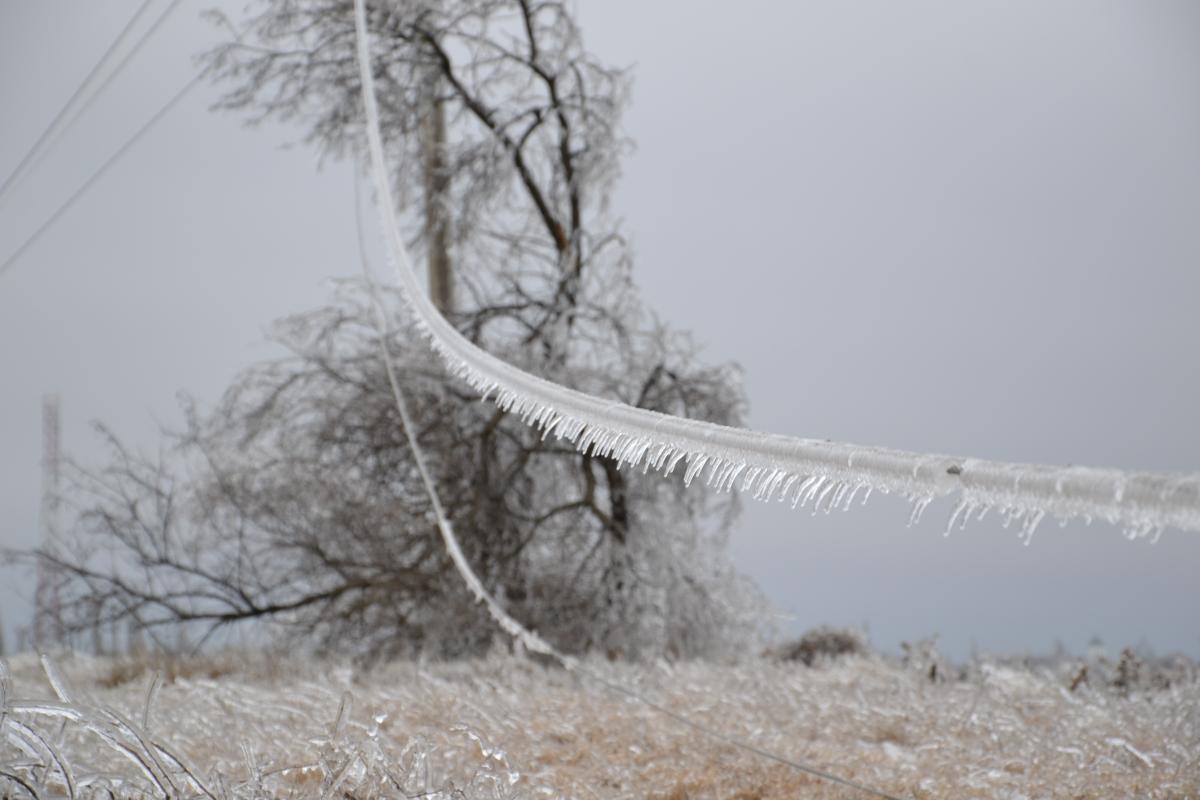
[900,636,948,682]
[21,0,765,664]
[772,626,868,666]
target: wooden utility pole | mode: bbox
[422,75,453,313]
[33,393,63,651]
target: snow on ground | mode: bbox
[2,648,1198,798]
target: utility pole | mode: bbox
[422,74,453,313]
[33,393,64,651]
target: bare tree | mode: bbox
[19,0,768,660]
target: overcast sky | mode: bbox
[2,0,1198,660]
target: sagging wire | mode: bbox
[351,139,906,800]
[347,0,1197,543]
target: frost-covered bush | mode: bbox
[773,626,869,666]
[28,285,766,662]
[18,0,771,662]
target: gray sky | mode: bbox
[2,0,1198,660]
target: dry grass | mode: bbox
[2,649,1198,798]
[93,650,245,689]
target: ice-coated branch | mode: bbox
[353,3,1199,541]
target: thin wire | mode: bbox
[0,0,187,209]
[0,73,203,280]
[0,0,158,204]
[351,170,906,800]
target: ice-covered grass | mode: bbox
[3,648,1197,799]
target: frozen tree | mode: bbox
[20,0,767,660]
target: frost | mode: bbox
[2,651,1197,798]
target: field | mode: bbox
[2,646,1198,799]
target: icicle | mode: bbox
[778,473,801,503]
[741,466,763,494]
[829,482,848,511]
[1017,508,1045,545]
[540,413,562,440]
[815,480,838,514]
[798,476,827,509]
[709,460,735,489]
[725,462,748,493]
[945,500,968,536]
[907,495,932,527]
[763,469,787,501]
[842,482,863,510]
[683,455,708,487]
[1001,508,1016,529]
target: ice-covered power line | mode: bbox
[352,3,1197,541]
[0,0,184,210]
[351,67,904,800]
[352,176,564,665]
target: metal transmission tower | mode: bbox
[33,393,64,651]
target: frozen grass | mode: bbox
[2,648,1198,799]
